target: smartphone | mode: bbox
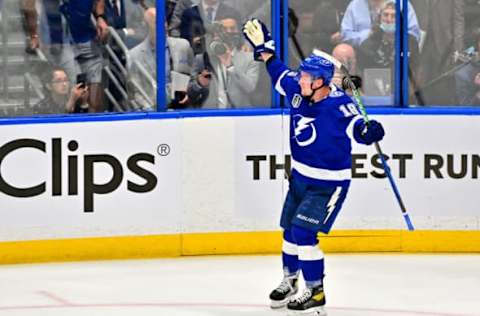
[174,91,187,101]
[76,73,87,88]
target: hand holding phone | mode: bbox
[76,73,87,88]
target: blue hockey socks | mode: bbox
[291,225,324,288]
[282,229,299,277]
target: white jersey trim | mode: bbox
[346,115,363,141]
[298,245,324,261]
[292,159,351,181]
[275,70,289,96]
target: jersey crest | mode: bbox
[293,115,317,147]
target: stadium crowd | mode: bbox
[0,0,480,116]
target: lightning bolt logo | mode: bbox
[323,186,342,224]
[293,115,317,147]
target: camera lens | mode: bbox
[210,40,227,55]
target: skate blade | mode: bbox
[270,289,298,309]
[270,298,288,309]
[286,306,327,316]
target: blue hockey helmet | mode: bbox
[298,54,335,85]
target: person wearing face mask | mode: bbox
[179,0,241,55]
[356,1,419,93]
[188,14,260,108]
[341,0,420,47]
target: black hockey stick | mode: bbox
[313,49,415,231]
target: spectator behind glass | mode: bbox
[188,14,260,108]
[288,0,349,68]
[412,0,464,105]
[33,67,89,114]
[129,7,194,110]
[223,0,270,24]
[356,0,419,97]
[179,0,241,55]
[168,0,192,37]
[455,28,480,106]
[341,0,420,47]
[104,0,145,111]
[166,24,195,109]
[128,7,157,110]
[20,0,81,83]
[106,0,147,48]
[63,0,108,113]
[331,43,358,87]
[170,0,270,37]
[20,0,40,53]
[357,0,419,71]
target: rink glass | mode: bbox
[409,0,474,107]
[0,0,155,116]
[287,0,400,106]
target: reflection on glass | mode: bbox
[289,0,423,106]
[288,0,348,68]
[356,1,419,102]
[454,29,480,106]
[166,0,272,109]
[0,0,156,117]
[411,0,465,106]
[288,0,372,102]
[342,0,417,105]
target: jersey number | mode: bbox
[339,103,359,117]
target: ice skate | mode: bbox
[269,276,298,309]
[286,285,327,316]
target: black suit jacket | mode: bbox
[105,0,126,30]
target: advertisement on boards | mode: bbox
[238,115,480,230]
[0,120,182,240]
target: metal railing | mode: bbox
[0,1,46,112]
[104,25,156,111]
[1,6,9,102]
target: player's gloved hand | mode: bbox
[354,120,385,145]
[242,18,275,60]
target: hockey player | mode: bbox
[243,19,385,315]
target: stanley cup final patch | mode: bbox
[292,94,302,108]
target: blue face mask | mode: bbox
[380,22,396,34]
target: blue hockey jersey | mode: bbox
[266,57,364,187]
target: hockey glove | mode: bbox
[354,119,385,145]
[242,18,275,60]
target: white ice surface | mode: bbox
[0,255,479,316]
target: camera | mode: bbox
[207,22,243,55]
[209,40,228,55]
